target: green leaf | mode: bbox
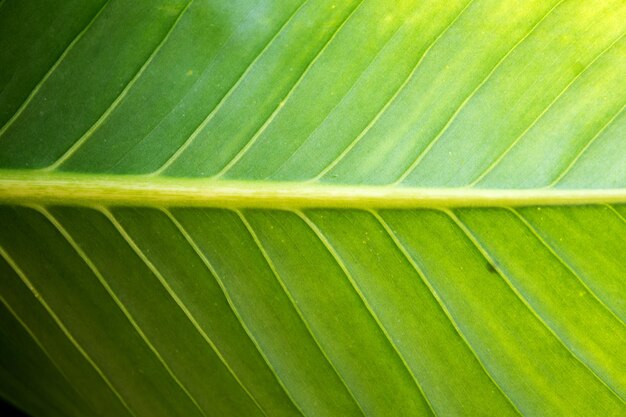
[0,1,624,416]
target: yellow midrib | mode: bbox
[0,170,624,208]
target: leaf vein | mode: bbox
[235,209,368,417]
[605,204,626,224]
[101,206,269,417]
[163,208,305,417]
[393,0,566,185]
[310,0,476,181]
[371,210,523,417]
[296,210,438,417]
[549,104,625,187]
[213,0,366,179]
[509,208,625,327]
[0,244,137,417]
[471,31,626,186]
[268,8,411,180]
[45,0,194,171]
[0,292,96,416]
[151,0,311,176]
[0,0,111,139]
[448,209,626,404]
[38,205,208,417]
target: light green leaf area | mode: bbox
[0,1,624,416]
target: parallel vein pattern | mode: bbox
[0,1,625,416]
[1,205,624,416]
[0,0,623,187]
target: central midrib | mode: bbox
[0,170,624,208]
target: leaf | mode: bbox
[0,0,624,416]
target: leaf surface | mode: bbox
[0,1,624,416]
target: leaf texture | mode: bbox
[0,0,624,416]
